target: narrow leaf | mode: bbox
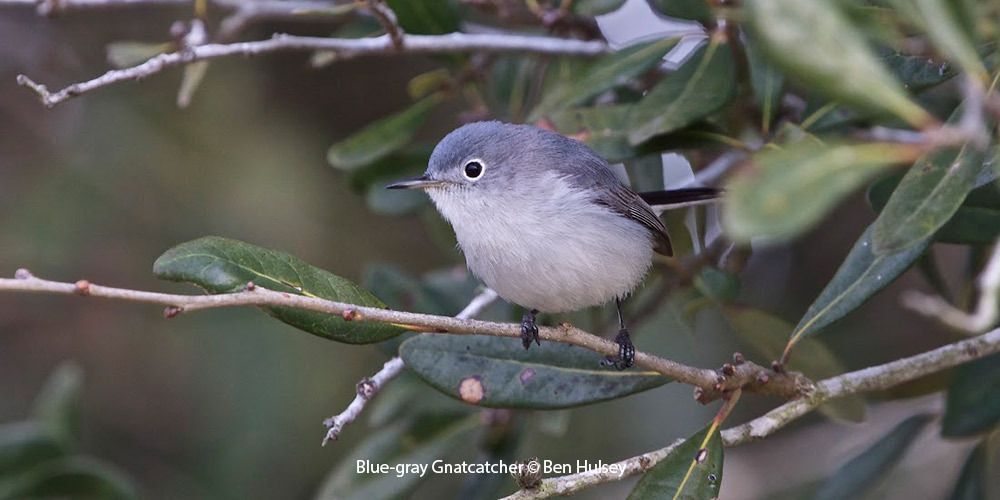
[106,41,171,68]
[646,0,712,23]
[176,61,209,108]
[628,40,736,145]
[868,173,1000,245]
[948,441,987,500]
[385,0,459,34]
[153,236,405,344]
[896,0,988,83]
[0,457,138,500]
[881,51,955,92]
[31,363,82,446]
[0,423,64,480]
[573,0,627,16]
[873,144,989,254]
[628,425,723,499]
[746,0,933,127]
[942,352,1000,437]
[723,142,922,243]
[400,334,668,408]
[815,414,932,500]
[745,34,784,134]
[725,308,865,422]
[786,224,930,350]
[327,96,441,171]
[529,37,679,121]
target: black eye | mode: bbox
[463,160,484,179]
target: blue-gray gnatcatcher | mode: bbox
[387,121,718,369]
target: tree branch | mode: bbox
[902,240,1000,333]
[721,325,1000,445]
[321,288,499,445]
[15,32,608,108]
[0,269,805,402]
[503,326,1000,499]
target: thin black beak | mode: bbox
[385,175,444,190]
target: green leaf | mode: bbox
[746,0,933,127]
[31,363,82,447]
[327,96,441,171]
[573,0,626,16]
[105,41,171,68]
[646,0,712,23]
[880,51,955,92]
[628,425,723,499]
[407,68,452,100]
[815,414,932,500]
[366,182,427,216]
[787,224,930,350]
[892,0,988,83]
[400,334,668,408]
[0,457,138,500]
[942,353,1000,437]
[868,173,1000,245]
[693,267,740,303]
[549,103,733,161]
[385,0,460,34]
[316,416,479,500]
[345,146,433,193]
[724,308,865,422]
[628,40,735,144]
[722,142,922,243]
[0,423,64,481]
[176,61,209,108]
[873,144,990,254]
[529,37,679,122]
[745,34,784,134]
[153,236,405,344]
[948,441,987,500]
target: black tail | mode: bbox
[639,187,722,207]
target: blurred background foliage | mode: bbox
[2,0,1000,498]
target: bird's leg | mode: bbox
[601,297,635,370]
[520,309,541,349]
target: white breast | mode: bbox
[427,175,655,313]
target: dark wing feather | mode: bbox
[597,185,674,256]
[639,187,722,207]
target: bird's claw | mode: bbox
[521,311,540,349]
[601,329,635,370]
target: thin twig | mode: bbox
[321,288,499,445]
[902,241,1000,333]
[15,33,608,108]
[322,357,406,446]
[365,0,403,50]
[0,270,806,400]
[503,326,1000,499]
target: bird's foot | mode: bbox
[601,328,635,370]
[520,310,540,349]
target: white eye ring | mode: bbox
[462,159,485,180]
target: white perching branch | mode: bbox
[321,288,499,445]
[15,33,608,108]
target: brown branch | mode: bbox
[0,270,806,402]
[365,0,404,50]
[504,326,1000,499]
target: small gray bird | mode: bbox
[388,121,718,369]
